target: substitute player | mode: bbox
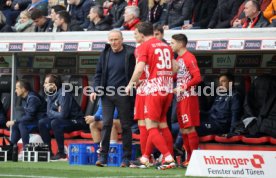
[170,34,202,168]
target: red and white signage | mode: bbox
[196,40,212,50]
[186,150,276,178]
[0,43,9,52]
[22,43,36,52]
[228,40,244,50]
[78,42,92,51]
[50,42,64,52]
[261,40,276,50]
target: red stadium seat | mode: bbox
[80,131,92,139]
[199,135,215,142]
[64,131,81,139]
[3,129,10,136]
[269,137,276,145]
[215,135,242,143]
[241,136,270,144]
[0,128,4,135]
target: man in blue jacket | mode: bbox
[6,79,47,147]
[197,73,242,136]
[39,74,86,160]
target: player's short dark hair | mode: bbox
[171,34,188,47]
[17,79,32,91]
[136,22,153,36]
[219,73,235,82]
[153,24,164,34]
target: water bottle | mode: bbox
[12,145,18,162]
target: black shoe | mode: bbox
[120,158,130,167]
[50,152,67,161]
[96,155,107,167]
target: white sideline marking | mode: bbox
[0,175,182,178]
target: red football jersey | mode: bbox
[138,38,174,95]
[176,51,200,101]
[135,45,147,94]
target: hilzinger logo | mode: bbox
[204,154,264,168]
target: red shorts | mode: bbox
[144,92,173,122]
[134,94,146,120]
[177,96,200,129]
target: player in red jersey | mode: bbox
[170,34,202,168]
[133,44,149,156]
[126,22,177,170]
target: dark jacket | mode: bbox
[164,0,194,28]
[12,0,31,11]
[242,76,276,137]
[138,0,148,21]
[108,0,127,28]
[242,12,270,28]
[208,0,243,29]
[47,88,84,120]
[35,18,52,32]
[18,91,47,123]
[148,2,166,24]
[192,0,218,29]
[93,44,135,93]
[56,22,83,32]
[68,0,95,29]
[209,91,242,133]
[87,18,112,31]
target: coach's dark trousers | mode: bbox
[101,94,133,160]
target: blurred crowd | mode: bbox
[0,0,275,32]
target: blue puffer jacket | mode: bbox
[209,90,242,132]
[47,88,84,120]
[19,91,47,123]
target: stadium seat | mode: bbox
[80,131,92,139]
[199,135,215,142]
[241,136,270,144]
[3,129,10,137]
[214,135,242,143]
[269,137,276,145]
[64,131,81,139]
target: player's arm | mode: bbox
[125,61,146,94]
[172,59,179,74]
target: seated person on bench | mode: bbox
[85,99,121,147]
[6,79,47,147]
[39,74,86,161]
[197,73,242,136]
